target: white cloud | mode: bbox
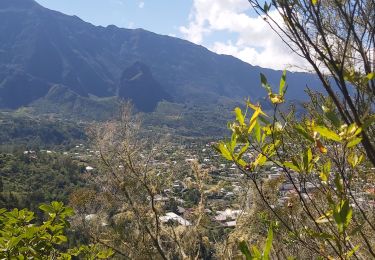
[180,0,308,71]
[138,2,145,8]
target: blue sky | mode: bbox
[36,0,192,37]
[34,0,306,70]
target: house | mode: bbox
[214,209,243,222]
[160,212,191,226]
[225,221,237,227]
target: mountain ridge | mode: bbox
[0,0,322,114]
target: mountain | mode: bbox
[0,0,322,114]
[119,62,171,112]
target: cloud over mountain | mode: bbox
[180,0,309,71]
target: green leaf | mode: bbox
[303,148,312,172]
[260,73,271,93]
[61,207,74,218]
[236,143,249,161]
[294,125,314,142]
[97,249,114,259]
[348,152,363,168]
[366,72,374,80]
[254,120,261,143]
[7,236,23,249]
[214,142,233,161]
[333,200,352,233]
[284,161,300,172]
[234,107,245,125]
[248,109,262,133]
[279,70,287,95]
[347,123,362,136]
[262,226,273,259]
[239,241,253,260]
[54,235,68,244]
[231,133,237,152]
[340,200,352,228]
[315,210,333,223]
[51,201,64,211]
[319,160,331,183]
[252,246,262,258]
[346,245,360,258]
[346,137,362,148]
[39,204,54,214]
[313,125,341,142]
[254,153,267,168]
[312,0,318,5]
[263,2,270,13]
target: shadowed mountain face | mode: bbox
[119,62,171,112]
[0,0,322,113]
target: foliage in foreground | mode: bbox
[0,201,113,259]
[216,71,374,259]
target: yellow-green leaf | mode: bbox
[314,125,341,142]
[246,100,268,117]
[319,161,331,183]
[366,72,374,80]
[249,108,261,133]
[284,161,300,172]
[279,70,287,95]
[295,124,314,142]
[234,107,245,125]
[348,152,364,168]
[253,120,261,143]
[346,137,362,148]
[254,153,267,168]
[316,210,333,223]
[215,142,233,161]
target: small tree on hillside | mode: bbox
[71,103,214,259]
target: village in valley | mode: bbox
[22,138,375,231]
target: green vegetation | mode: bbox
[215,70,374,258]
[0,201,113,259]
[0,112,85,150]
[215,0,375,257]
[0,152,85,211]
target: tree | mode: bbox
[216,70,374,258]
[215,0,374,258]
[70,103,213,259]
[247,0,375,164]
